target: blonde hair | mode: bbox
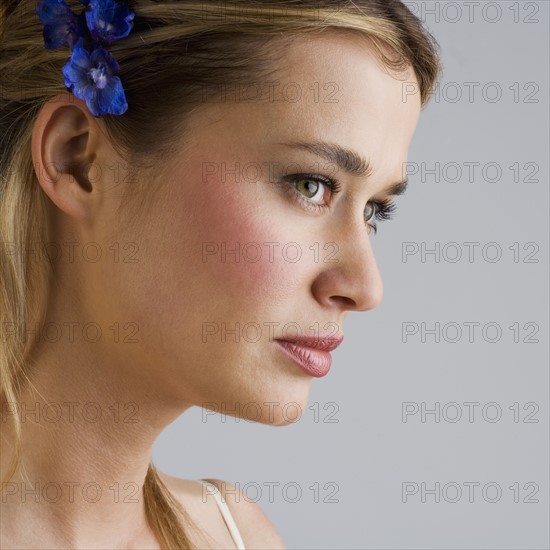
[0,1,442,548]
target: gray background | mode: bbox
[153,2,550,548]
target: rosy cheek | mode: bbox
[190,172,301,301]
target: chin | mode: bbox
[239,381,313,427]
[197,376,313,427]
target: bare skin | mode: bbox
[0,30,421,549]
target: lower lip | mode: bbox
[274,340,332,377]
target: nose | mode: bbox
[310,222,384,312]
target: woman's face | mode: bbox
[82,32,421,424]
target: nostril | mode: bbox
[328,295,357,310]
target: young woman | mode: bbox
[0,1,442,548]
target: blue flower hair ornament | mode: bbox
[35,0,135,117]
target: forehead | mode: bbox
[182,31,421,185]
[266,31,420,145]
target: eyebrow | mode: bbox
[277,140,409,197]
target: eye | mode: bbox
[364,202,375,223]
[281,173,341,211]
[367,199,398,235]
[280,173,396,233]
[294,176,326,203]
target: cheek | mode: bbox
[181,172,302,304]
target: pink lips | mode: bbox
[274,335,344,377]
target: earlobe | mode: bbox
[31,94,100,222]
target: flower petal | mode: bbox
[90,47,120,74]
[35,0,71,23]
[66,41,91,71]
[85,0,135,45]
[35,0,81,50]
[62,44,96,100]
[85,93,102,117]
[96,76,128,116]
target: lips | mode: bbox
[275,334,344,352]
[274,334,344,377]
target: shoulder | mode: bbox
[199,478,286,549]
[157,473,286,549]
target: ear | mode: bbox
[31,93,106,225]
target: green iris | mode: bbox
[295,177,321,199]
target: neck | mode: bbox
[0,330,192,549]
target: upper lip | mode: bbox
[275,334,344,352]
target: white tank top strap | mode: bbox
[196,479,246,549]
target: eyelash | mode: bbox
[281,173,397,235]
